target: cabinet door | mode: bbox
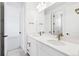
[37,42,50,56]
[38,47,50,56]
[29,37,37,56]
[37,42,66,56]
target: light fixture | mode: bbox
[75,8,79,14]
[36,2,46,12]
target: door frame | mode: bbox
[1,2,4,56]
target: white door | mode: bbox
[4,3,21,54]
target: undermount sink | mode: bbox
[47,40,65,46]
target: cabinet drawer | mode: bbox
[38,42,67,56]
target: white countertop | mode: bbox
[29,34,79,56]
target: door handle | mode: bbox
[19,32,21,34]
[2,35,8,37]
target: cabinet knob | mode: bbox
[27,42,31,47]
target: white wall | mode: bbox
[25,2,37,35]
[25,2,45,35]
[63,3,79,41]
[36,11,45,33]
[44,2,79,43]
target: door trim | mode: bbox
[1,2,4,56]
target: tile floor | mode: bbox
[7,48,26,56]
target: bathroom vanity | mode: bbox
[27,34,79,56]
[27,35,66,56]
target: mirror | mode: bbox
[52,12,63,35]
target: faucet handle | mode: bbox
[38,31,45,36]
[60,33,63,36]
[38,32,42,36]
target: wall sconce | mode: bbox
[75,8,79,14]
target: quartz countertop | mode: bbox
[29,34,79,56]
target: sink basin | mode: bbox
[47,40,65,46]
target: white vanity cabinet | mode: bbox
[27,36,67,56]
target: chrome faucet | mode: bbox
[39,31,44,36]
[57,33,63,40]
[39,32,42,36]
